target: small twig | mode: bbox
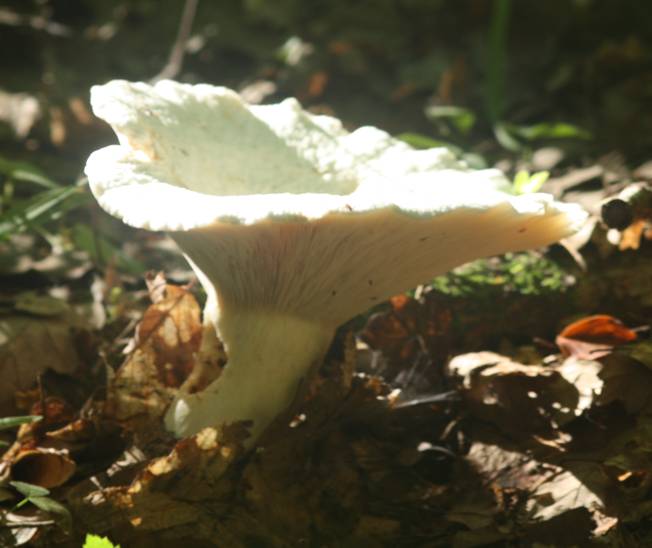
[2,520,56,527]
[150,0,199,83]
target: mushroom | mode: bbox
[85,80,587,443]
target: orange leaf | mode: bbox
[556,315,637,359]
[559,315,637,345]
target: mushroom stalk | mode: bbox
[166,304,333,441]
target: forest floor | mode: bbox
[1,1,652,546]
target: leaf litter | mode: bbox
[2,3,652,543]
[0,238,651,545]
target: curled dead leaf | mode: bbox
[10,448,75,489]
[559,315,637,344]
[107,282,222,441]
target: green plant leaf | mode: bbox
[513,170,530,192]
[0,415,42,430]
[28,496,73,532]
[0,184,81,238]
[425,105,476,134]
[9,481,50,498]
[494,122,522,151]
[29,496,72,518]
[84,533,121,548]
[0,156,60,189]
[29,496,67,513]
[72,223,146,274]
[510,122,592,141]
[513,170,549,194]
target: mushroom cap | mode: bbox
[86,80,583,227]
[85,80,586,326]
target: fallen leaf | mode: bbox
[597,353,652,414]
[106,282,218,442]
[449,352,580,436]
[619,218,652,250]
[523,507,595,546]
[0,303,87,415]
[9,448,76,488]
[556,357,603,413]
[559,314,637,344]
[556,314,637,359]
[135,284,203,388]
[360,294,451,379]
[466,442,607,543]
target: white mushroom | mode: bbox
[85,80,587,443]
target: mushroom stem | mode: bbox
[165,304,334,442]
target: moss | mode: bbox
[430,251,573,298]
[413,252,577,353]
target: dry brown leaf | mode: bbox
[68,342,399,546]
[9,448,76,488]
[352,515,400,540]
[0,399,117,492]
[449,352,580,436]
[619,218,652,249]
[556,314,637,360]
[556,357,603,413]
[360,295,421,365]
[559,314,637,345]
[360,294,451,374]
[107,283,212,440]
[466,442,606,544]
[596,354,652,414]
[0,304,86,415]
[135,284,203,388]
[130,424,247,496]
[523,507,596,546]
[67,424,248,543]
